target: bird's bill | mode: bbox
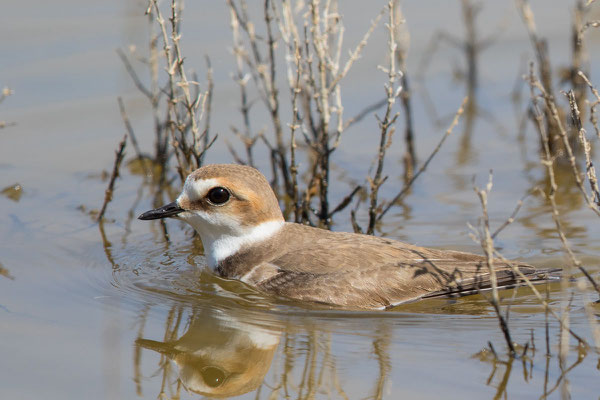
[135,338,178,356]
[138,201,184,220]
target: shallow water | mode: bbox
[1,1,600,399]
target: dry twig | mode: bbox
[578,71,600,139]
[149,0,213,180]
[117,97,144,162]
[527,66,600,294]
[530,72,600,219]
[393,0,416,181]
[566,90,600,207]
[377,96,468,222]
[366,0,402,235]
[465,174,591,352]
[98,135,127,222]
[516,0,562,154]
[471,173,516,356]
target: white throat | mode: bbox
[180,211,284,270]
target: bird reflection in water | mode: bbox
[136,307,280,397]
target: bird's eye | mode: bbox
[201,366,226,388]
[207,187,230,205]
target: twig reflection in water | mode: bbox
[416,0,507,166]
[472,300,592,400]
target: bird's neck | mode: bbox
[197,219,285,271]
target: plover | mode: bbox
[139,164,556,310]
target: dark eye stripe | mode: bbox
[207,187,230,205]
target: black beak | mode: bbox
[138,201,184,220]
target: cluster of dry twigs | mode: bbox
[119,0,216,183]
[463,1,600,396]
[100,0,456,235]
[224,0,463,233]
[98,0,217,235]
[226,0,407,230]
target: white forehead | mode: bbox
[178,177,221,202]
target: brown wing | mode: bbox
[255,224,556,309]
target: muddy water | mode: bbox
[1,1,600,399]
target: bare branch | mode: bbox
[98,135,127,222]
[378,96,468,222]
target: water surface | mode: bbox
[1,1,599,398]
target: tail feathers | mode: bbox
[421,267,562,300]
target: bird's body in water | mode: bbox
[139,164,557,310]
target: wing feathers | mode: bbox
[223,223,560,309]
